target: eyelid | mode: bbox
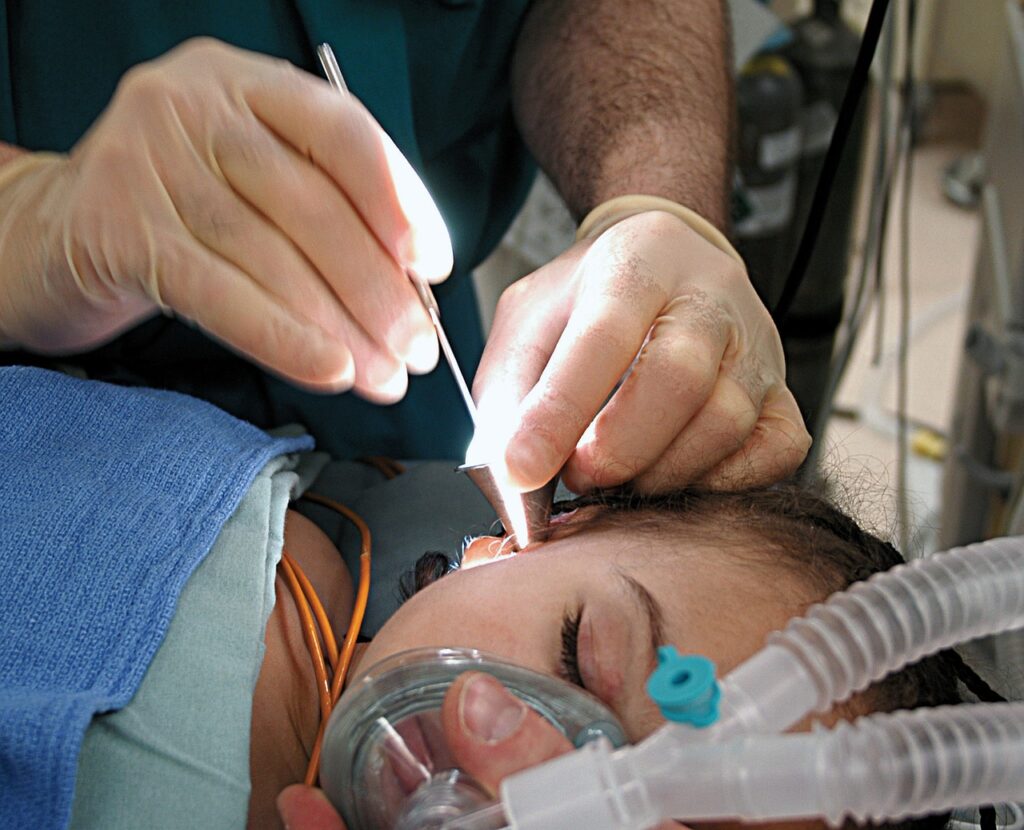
[558,606,584,688]
[615,570,665,673]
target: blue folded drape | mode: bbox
[0,367,313,829]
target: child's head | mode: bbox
[354,485,971,830]
[362,486,961,737]
[257,485,983,830]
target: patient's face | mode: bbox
[357,508,817,742]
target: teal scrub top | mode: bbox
[0,0,536,459]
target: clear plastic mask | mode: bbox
[320,647,627,830]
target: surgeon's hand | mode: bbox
[278,672,685,829]
[0,38,450,401]
[472,211,810,493]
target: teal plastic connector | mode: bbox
[646,646,720,728]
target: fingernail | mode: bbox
[459,672,526,744]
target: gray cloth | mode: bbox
[296,461,500,635]
[69,453,305,830]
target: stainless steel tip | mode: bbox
[457,463,558,551]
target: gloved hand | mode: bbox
[0,38,451,401]
[472,205,811,493]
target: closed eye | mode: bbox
[559,606,584,688]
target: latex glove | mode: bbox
[472,209,810,493]
[0,38,451,401]
[277,672,684,829]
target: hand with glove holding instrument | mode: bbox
[472,199,811,495]
[0,38,450,403]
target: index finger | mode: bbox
[245,65,453,282]
[503,244,670,490]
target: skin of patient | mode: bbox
[247,505,850,830]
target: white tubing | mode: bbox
[711,535,1024,739]
[500,702,1024,830]
[622,702,1024,827]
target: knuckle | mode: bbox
[576,320,634,360]
[495,278,531,314]
[519,401,583,458]
[180,192,248,241]
[576,447,642,489]
[214,122,278,173]
[664,351,717,398]
[664,289,731,343]
[116,63,170,104]
[175,36,228,60]
[81,131,133,177]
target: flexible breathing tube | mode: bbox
[484,536,1024,830]
[709,534,1024,740]
[498,702,1024,829]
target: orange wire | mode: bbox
[280,553,332,724]
[288,557,339,672]
[295,492,373,787]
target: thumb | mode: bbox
[276,785,346,830]
[441,671,574,794]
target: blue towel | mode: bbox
[0,367,313,829]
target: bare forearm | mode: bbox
[511,0,732,229]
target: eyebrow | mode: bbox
[614,569,667,666]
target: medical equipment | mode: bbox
[316,43,477,425]
[457,463,557,551]
[442,534,1024,829]
[319,647,626,830]
[319,43,532,549]
[278,491,372,786]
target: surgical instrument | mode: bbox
[457,463,557,550]
[316,43,477,424]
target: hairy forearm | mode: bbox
[511,0,733,229]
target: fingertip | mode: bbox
[406,228,454,284]
[380,139,454,283]
[358,364,409,404]
[403,325,440,375]
[277,785,345,830]
[289,338,355,392]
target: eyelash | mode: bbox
[559,607,584,688]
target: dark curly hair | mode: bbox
[399,482,1004,830]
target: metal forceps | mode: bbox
[316,43,478,424]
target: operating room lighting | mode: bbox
[380,137,454,281]
[464,406,536,548]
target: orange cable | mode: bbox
[288,557,339,672]
[297,492,373,787]
[280,553,332,724]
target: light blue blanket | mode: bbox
[0,367,313,829]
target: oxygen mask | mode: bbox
[319,647,626,830]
